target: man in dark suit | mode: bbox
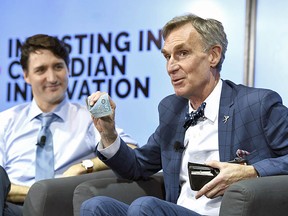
[0,166,22,216]
[80,13,288,216]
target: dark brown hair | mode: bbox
[20,34,70,71]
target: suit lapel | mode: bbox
[170,99,187,203]
[173,101,187,165]
[218,80,235,162]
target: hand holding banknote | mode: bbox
[87,92,118,146]
[86,93,113,118]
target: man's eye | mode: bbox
[55,64,64,70]
[164,55,171,61]
[179,51,188,57]
[35,68,44,73]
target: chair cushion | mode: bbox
[220,175,288,216]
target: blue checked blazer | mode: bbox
[100,80,288,204]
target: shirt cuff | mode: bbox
[97,135,121,159]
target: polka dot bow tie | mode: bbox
[183,102,206,130]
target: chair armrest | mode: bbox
[23,170,116,216]
[73,172,165,216]
[220,175,288,216]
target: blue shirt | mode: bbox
[0,97,137,186]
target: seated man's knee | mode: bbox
[80,196,111,215]
[80,196,128,216]
[128,196,159,216]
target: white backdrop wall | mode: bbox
[255,0,288,106]
[0,0,246,145]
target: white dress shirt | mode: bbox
[177,80,223,215]
[0,96,137,186]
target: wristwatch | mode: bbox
[81,159,94,173]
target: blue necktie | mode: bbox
[35,113,57,181]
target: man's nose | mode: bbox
[46,69,57,82]
[167,58,179,73]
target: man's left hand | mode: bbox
[195,160,258,199]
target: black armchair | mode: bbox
[23,170,288,216]
[73,172,165,216]
[22,170,164,216]
[22,170,116,216]
[220,175,288,215]
[73,174,288,216]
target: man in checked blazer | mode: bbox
[80,13,288,216]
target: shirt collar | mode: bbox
[188,79,222,123]
[27,95,69,122]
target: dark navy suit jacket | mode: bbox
[99,80,288,204]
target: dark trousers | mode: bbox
[80,196,201,216]
[0,166,22,216]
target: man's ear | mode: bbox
[209,45,222,68]
[23,70,31,84]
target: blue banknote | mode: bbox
[86,93,112,118]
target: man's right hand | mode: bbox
[87,91,118,147]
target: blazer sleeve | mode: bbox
[252,90,288,176]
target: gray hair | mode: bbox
[162,13,228,71]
